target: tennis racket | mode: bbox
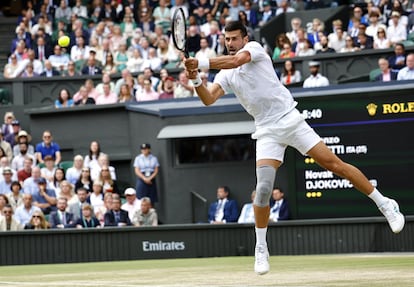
[171,7,189,58]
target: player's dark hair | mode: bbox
[224,21,248,38]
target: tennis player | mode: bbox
[183,21,405,275]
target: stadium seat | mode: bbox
[59,161,73,172]
[369,68,381,81]
[0,88,10,105]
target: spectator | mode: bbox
[98,164,119,195]
[387,11,407,45]
[24,210,49,229]
[0,131,13,162]
[348,6,368,34]
[208,185,239,224]
[242,0,258,28]
[3,54,19,79]
[286,17,302,44]
[96,73,116,95]
[14,193,41,226]
[157,36,179,67]
[104,195,132,227]
[296,39,315,57]
[279,42,295,59]
[158,76,176,100]
[187,25,202,56]
[174,71,194,98]
[32,177,57,215]
[271,33,289,60]
[68,187,89,222]
[74,167,92,194]
[55,0,72,23]
[114,69,134,96]
[48,45,70,72]
[388,43,406,71]
[55,88,74,108]
[126,48,145,73]
[153,0,171,34]
[102,53,118,75]
[13,130,34,157]
[118,84,135,103]
[58,180,77,205]
[357,32,374,50]
[5,119,20,148]
[6,181,24,211]
[143,67,160,90]
[258,2,276,27]
[75,203,100,228]
[397,53,414,80]
[120,13,137,40]
[281,60,302,86]
[303,61,330,88]
[35,130,61,165]
[0,167,13,194]
[268,188,290,222]
[96,82,118,105]
[33,36,52,62]
[13,49,43,77]
[374,28,392,49]
[72,0,88,19]
[48,197,75,228]
[276,0,295,16]
[2,112,15,138]
[40,59,60,77]
[62,60,79,77]
[340,35,360,53]
[0,157,16,182]
[95,192,112,226]
[238,190,256,224]
[90,152,117,182]
[20,62,39,78]
[132,196,158,226]
[11,143,34,173]
[366,10,387,40]
[70,35,90,62]
[23,166,42,196]
[122,187,141,221]
[316,35,336,54]
[196,37,217,61]
[114,41,129,73]
[307,18,324,46]
[133,143,159,203]
[142,47,162,72]
[90,180,104,210]
[18,158,34,185]
[81,56,102,76]
[65,155,83,185]
[328,26,347,52]
[74,86,96,106]
[84,141,103,172]
[135,78,159,102]
[0,204,23,231]
[48,168,66,198]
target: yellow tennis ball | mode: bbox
[58,35,70,47]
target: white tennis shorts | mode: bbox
[252,108,321,162]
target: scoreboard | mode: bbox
[294,90,414,219]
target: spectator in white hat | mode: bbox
[121,187,141,221]
[303,61,330,88]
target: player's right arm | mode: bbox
[186,69,225,106]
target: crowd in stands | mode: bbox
[4,0,414,95]
[0,111,159,230]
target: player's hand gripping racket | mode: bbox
[172,8,189,58]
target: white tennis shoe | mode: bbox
[254,244,269,275]
[379,198,405,234]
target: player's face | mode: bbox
[224,30,248,55]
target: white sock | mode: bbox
[368,188,388,207]
[255,227,267,246]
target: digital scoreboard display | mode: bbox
[294,91,414,219]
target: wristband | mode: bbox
[198,58,210,70]
[191,74,202,87]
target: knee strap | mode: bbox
[254,165,276,207]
